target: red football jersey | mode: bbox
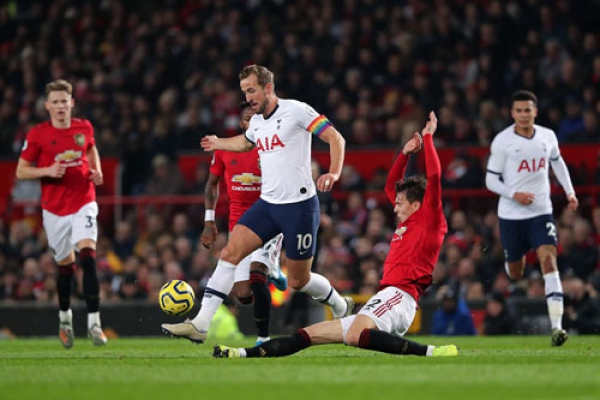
[379,135,447,302]
[20,118,96,216]
[210,148,261,231]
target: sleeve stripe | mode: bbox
[550,156,560,161]
[486,169,501,175]
[307,115,332,137]
[244,134,255,145]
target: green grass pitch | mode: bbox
[1,335,599,400]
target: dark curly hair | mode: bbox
[395,175,427,203]
[510,90,537,107]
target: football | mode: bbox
[159,280,196,316]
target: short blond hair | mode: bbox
[45,79,73,97]
[239,64,274,87]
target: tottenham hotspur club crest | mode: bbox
[74,133,85,146]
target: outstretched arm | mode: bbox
[201,134,254,152]
[421,112,442,209]
[384,132,422,204]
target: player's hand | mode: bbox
[421,111,438,136]
[513,191,535,205]
[567,193,579,211]
[47,162,66,178]
[200,135,218,152]
[89,169,103,185]
[201,223,218,249]
[402,132,422,155]
[317,173,338,192]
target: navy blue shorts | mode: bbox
[237,196,320,260]
[499,214,558,262]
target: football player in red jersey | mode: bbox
[213,112,458,358]
[202,101,286,345]
[16,79,107,348]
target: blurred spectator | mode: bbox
[187,161,210,195]
[526,271,546,299]
[567,109,600,143]
[144,154,186,197]
[563,276,600,334]
[431,286,476,336]
[482,292,517,335]
[442,152,484,189]
[338,165,366,192]
[557,97,584,142]
[558,218,598,281]
[118,273,147,300]
[112,221,137,263]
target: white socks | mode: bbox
[192,260,236,331]
[543,271,564,330]
[60,309,101,330]
[300,272,347,318]
[426,346,434,357]
[59,309,72,324]
[88,312,101,329]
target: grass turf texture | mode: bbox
[1,336,599,400]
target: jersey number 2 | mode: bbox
[546,222,557,240]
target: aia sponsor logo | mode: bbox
[517,158,546,173]
[256,134,285,152]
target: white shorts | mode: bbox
[233,233,283,283]
[42,201,98,262]
[341,286,417,338]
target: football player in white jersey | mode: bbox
[486,90,579,346]
[162,64,353,344]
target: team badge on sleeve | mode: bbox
[306,105,318,116]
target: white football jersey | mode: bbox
[245,99,331,204]
[487,124,561,219]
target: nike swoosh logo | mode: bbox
[299,249,310,255]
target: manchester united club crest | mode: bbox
[74,133,85,146]
[395,226,407,239]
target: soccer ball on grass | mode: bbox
[159,280,196,316]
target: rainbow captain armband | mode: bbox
[307,115,333,137]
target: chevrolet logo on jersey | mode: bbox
[232,173,261,185]
[55,149,82,162]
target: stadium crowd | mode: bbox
[1,1,600,333]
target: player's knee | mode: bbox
[506,262,524,280]
[79,247,97,271]
[234,282,252,300]
[219,246,244,265]
[58,263,75,276]
[287,276,308,291]
[540,254,558,274]
[344,328,362,347]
